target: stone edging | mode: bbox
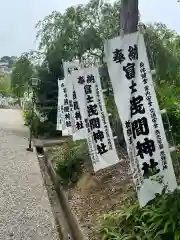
[43,147,85,240]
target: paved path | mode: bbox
[0,109,59,240]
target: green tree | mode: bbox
[0,74,12,96]
[36,0,120,63]
[35,0,180,142]
[31,45,64,137]
[144,23,180,86]
[11,54,33,100]
[0,56,16,68]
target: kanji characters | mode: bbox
[89,117,101,130]
[129,80,137,94]
[64,106,70,113]
[73,91,77,100]
[136,138,155,159]
[125,121,131,129]
[140,62,148,84]
[123,63,135,80]
[86,95,94,104]
[75,111,81,120]
[67,68,71,74]
[155,130,163,150]
[87,74,95,84]
[64,98,69,105]
[112,48,125,64]
[132,117,149,139]
[69,100,73,108]
[84,118,90,132]
[74,101,79,110]
[128,44,138,61]
[142,159,160,178]
[76,121,84,130]
[140,62,144,68]
[127,128,132,137]
[97,143,108,155]
[146,95,153,107]
[87,104,98,117]
[84,85,92,95]
[66,121,71,127]
[160,150,167,170]
[65,113,70,120]
[130,95,145,117]
[93,130,104,142]
[78,76,85,84]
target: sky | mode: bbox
[0,0,179,57]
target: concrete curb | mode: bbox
[43,147,85,240]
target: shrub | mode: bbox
[23,107,59,137]
[98,189,180,240]
[156,83,180,143]
[54,139,88,185]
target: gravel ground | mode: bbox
[0,109,59,240]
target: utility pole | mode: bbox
[120,0,139,34]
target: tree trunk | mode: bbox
[120,0,139,34]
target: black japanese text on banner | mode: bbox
[63,61,86,141]
[57,80,62,131]
[57,79,72,136]
[72,66,119,172]
[104,31,177,207]
[66,74,87,140]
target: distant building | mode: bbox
[0,62,11,74]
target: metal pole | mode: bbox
[26,90,35,152]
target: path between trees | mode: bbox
[0,109,59,239]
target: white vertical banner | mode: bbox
[57,79,72,136]
[104,31,177,207]
[72,66,119,172]
[56,80,62,130]
[66,74,87,140]
[63,61,86,141]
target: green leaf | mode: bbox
[164,220,172,233]
[174,229,180,240]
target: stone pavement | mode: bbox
[0,109,59,240]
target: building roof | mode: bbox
[0,62,9,67]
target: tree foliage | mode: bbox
[0,56,16,68]
[36,0,120,64]
[11,0,179,141]
[11,54,33,99]
[98,189,180,240]
[0,74,12,96]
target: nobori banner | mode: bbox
[57,80,62,131]
[71,66,119,172]
[104,31,177,207]
[63,61,86,141]
[66,74,87,141]
[57,62,80,136]
[57,79,72,136]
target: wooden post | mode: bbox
[120,0,139,34]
